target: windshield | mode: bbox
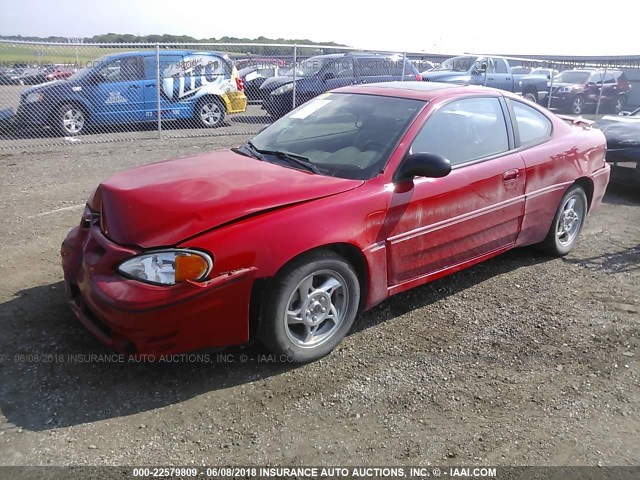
[249,93,425,180]
[68,63,98,81]
[554,71,590,84]
[434,56,478,72]
[284,57,327,77]
[68,54,115,81]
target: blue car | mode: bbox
[259,53,421,118]
[16,50,247,136]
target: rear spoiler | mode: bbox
[557,114,594,129]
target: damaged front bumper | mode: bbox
[61,221,256,356]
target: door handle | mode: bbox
[487,77,494,81]
[128,85,140,89]
[145,83,156,88]
[502,169,520,182]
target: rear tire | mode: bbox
[540,185,588,256]
[260,250,360,362]
[194,97,226,128]
[614,95,626,114]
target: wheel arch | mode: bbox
[196,93,229,113]
[573,176,594,211]
[248,242,370,343]
[50,98,92,124]
[522,85,538,101]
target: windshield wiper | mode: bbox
[251,145,321,174]
[232,140,264,160]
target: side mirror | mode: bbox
[474,62,487,74]
[394,153,451,183]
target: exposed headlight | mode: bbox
[117,249,213,286]
[271,83,294,95]
[25,92,44,103]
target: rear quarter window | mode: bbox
[509,100,552,146]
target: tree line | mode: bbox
[0,34,348,55]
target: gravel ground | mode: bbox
[0,135,638,467]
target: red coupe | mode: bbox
[61,82,610,361]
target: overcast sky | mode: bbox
[1,0,637,56]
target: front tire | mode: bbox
[540,185,588,256]
[260,251,360,362]
[56,103,87,136]
[195,97,226,128]
[571,95,585,115]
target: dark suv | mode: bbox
[549,69,631,115]
[259,52,420,117]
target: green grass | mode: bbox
[0,43,262,68]
[0,43,155,67]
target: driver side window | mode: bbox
[98,57,143,82]
[410,97,509,166]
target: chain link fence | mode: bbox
[0,40,638,149]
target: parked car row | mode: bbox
[420,55,549,104]
[1,49,636,137]
[548,69,630,114]
[254,52,421,117]
[243,53,631,119]
[0,65,77,85]
[416,56,630,115]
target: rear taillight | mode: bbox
[235,77,244,91]
[415,74,421,81]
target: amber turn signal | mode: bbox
[175,253,209,282]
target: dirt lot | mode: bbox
[0,135,638,467]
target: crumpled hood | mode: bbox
[91,150,363,248]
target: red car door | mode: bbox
[384,96,526,287]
